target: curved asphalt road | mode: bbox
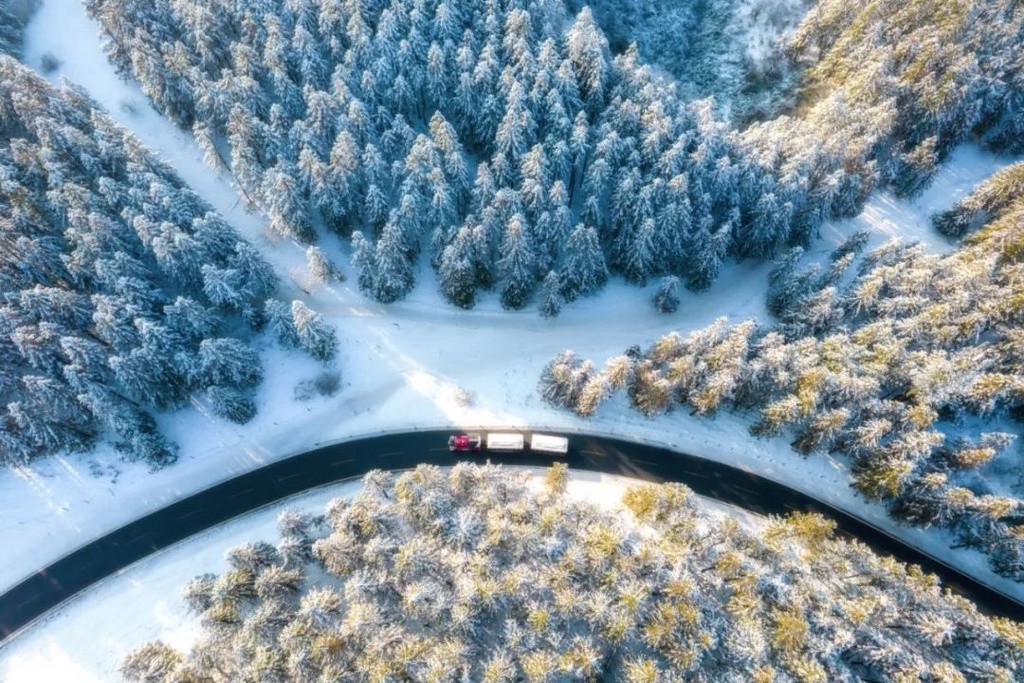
[1,430,1022,642]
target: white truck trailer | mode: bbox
[529,433,569,454]
[485,432,525,451]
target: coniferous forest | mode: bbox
[0,3,28,59]
[0,58,337,467]
[1,0,1024,677]
[87,0,886,311]
[121,465,1024,682]
[542,215,1024,579]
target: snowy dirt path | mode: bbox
[3,0,1022,616]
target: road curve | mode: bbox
[1,430,1022,642]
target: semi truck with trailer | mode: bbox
[449,432,567,454]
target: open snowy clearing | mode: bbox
[2,0,1023,619]
[0,468,747,682]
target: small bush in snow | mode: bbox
[294,371,343,401]
[652,275,681,314]
[453,387,474,407]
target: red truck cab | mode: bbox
[448,433,482,451]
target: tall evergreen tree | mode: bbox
[350,230,378,295]
[652,275,681,314]
[438,228,477,309]
[372,218,416,303]
[497,214,536,310]
[559,224,607,301]
[538,270,563,318]
[565,8,610,111]
[291,300,338,362]
[306,245,344,283]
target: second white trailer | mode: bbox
[529,433,569,454]
[486,432,525,450]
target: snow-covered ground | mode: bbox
[3,0,1023,645]
[816,145,1013,257]
[734,0,814,65]
[0,468,751,681]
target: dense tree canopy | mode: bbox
[0,1,27,58]
[793,0,1024,156]
[569,0,813,123]
[79,0,1024,319]
[122,464,1024,682]
[749,0,1024,207]
[86,0,884,314]
[0,58,305,466]
[542,217,1024,581]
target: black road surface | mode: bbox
[2,430,1022,642]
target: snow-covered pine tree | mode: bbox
[306,245,345,284]
[227,242,280,314]
[264,298,299,348]
[652,275,681,314]
[206,385,257,424]
[198,338,263,390]
[497,214,536,310]
[291,300,338,362]
[684,218,731,293]
[350,230,378,295]
[891,137,939,199]
[565,8,610,112]
[765,247,809,317]
[538,270,563,318]
[438,228,477,309]
[559,224,607,301]
[372,217,416,303]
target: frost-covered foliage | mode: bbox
[772,0,1024,198]
[652,274,680,313]
[0,0,33,58]
[305,244,345,284]
[570,0,814,122]
[542,220,1024,580]
[120,464,1024,682]
[0,58,284,466]
[264,299,339,362]
[86,0,868,313]
[933,162,1024,238]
